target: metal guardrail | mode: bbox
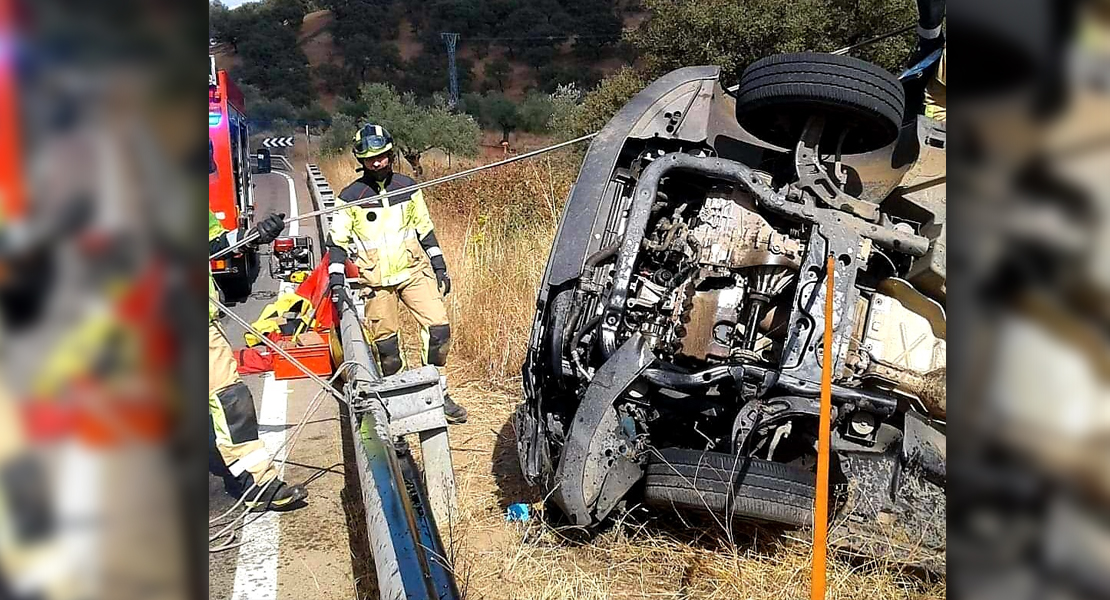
[306,163,336,231]
[249,153,294,172]
[306,164,461,600]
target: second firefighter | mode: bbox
[327,123,468,423]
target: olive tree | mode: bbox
[351,83,481,176]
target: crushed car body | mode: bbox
[515,53,946,569]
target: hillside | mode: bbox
[214,2,646,110]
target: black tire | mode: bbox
[215,274,250,303]
[643,448,815,527]
[735,52,905,153]
[0,249,55,330]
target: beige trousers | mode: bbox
[209,323,277,487]
[363,265,451,373]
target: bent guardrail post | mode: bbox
[312,163,460,600]
[338,297,460,600]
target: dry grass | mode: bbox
[315,152,946,599]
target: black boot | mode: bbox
[244,478,308,512]
[443,393,468,424]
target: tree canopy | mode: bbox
[209,0,315,107]
[334,83,481,175]
[628,0,915,84]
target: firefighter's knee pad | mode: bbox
[375,334,403,376]
[213,381,259,444]
[427,324,451,367]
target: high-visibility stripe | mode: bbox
[209,392,232,446]
[228,447,271,477]
[425,246,443,258]
[343,229,417,252]
[917,24,942,39]
[328,263,346,274]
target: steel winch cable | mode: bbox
[208,130,595,554]
[208,366,350,551]
[210,132,599,262]
[831,24,915,55]
[209,361,373,553]
[206,359,364,529]
[209,294,354,402]
[208,293,383,552]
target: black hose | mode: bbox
[585,242,621,268]
[570,314,603,379]
[561,302,583,362]
[564,243,620,365]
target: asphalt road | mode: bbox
[209,164,356,600]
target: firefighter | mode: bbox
[209,210,308,510]
[924,47,946,122]
[916,0,946,122]
[327,123,468,424]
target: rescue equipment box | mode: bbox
[273,329,333,380]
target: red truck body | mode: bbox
[208,56,255,291]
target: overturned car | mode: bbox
[515,53,947,567]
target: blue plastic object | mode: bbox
[506,503,530,522]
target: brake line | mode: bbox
[210,132,598,262]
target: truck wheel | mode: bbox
[642,447,816,528]
[0,249,55,329]
[735,52,905,153]
[216,273,252,303]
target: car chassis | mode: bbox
[516,56,947,569]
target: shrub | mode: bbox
[319,114,358,156]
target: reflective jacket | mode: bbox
[328,173,445,288]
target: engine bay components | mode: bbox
[687,188,803,272]
[674,287,741,361]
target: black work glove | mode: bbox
[434,268,451,296]
[328,271,349,305]
[252,212,286,245]
[328,271,345,294]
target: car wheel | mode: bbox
[642,447,816,528]
[735,52,906,153]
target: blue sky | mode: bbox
[221,0,258,7]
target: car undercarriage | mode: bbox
[516,53,947,569]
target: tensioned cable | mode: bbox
[210,132,598,262]
[207,293,382,552]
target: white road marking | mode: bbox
[275,170,299,237]
[232,373,289,600]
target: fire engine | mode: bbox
[208,55,256,298]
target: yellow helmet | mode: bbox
[352,123,394,159]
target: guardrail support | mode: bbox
[307,164,460,600]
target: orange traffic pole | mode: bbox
[811,254,835,600]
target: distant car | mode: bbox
[515,53,947,570]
